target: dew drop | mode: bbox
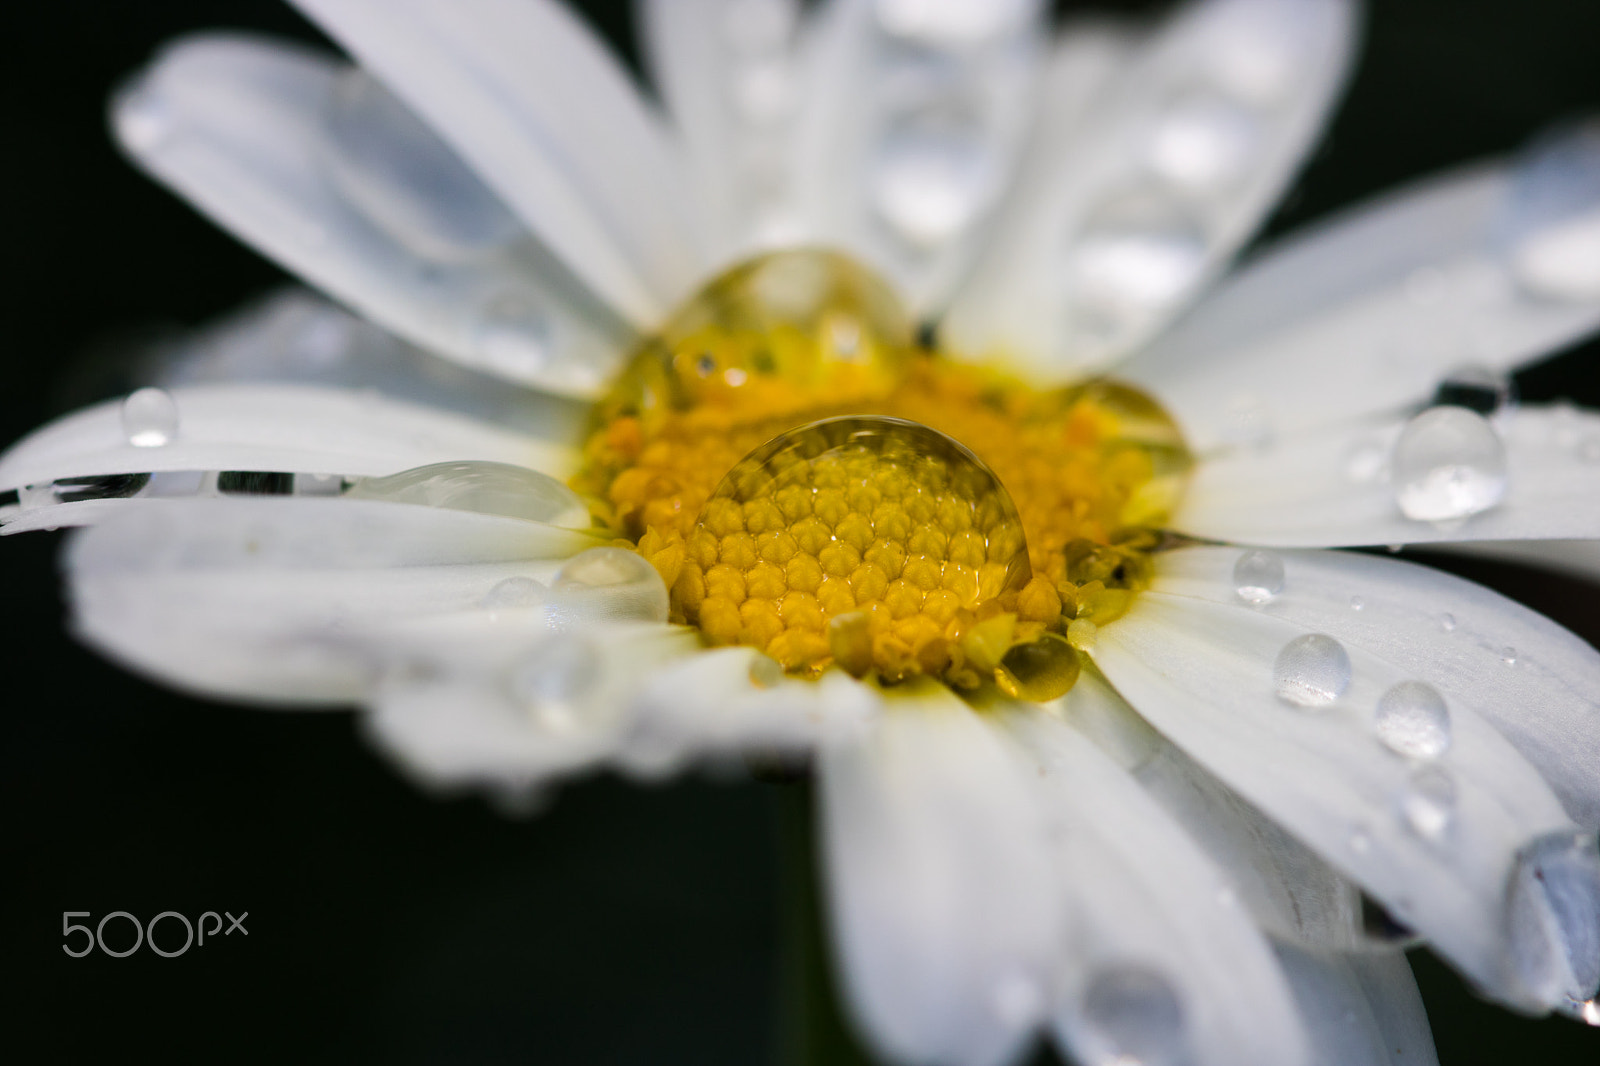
[1232,549,1284,605]
[1374,680,1452,760]
[872,111,997,248]
[1080,965,1186,1066]
[506,635,604,734]
[1392,406,1509,522]
[1399,764,1458,842]
[1440,612,1457,632]
[1502,646,1518,667]
[1349,826,1373,855]
[552,546,672,624]
[1506,831,1600,1004]
[1343,436,1389,483]
[481,576,547,610]
[1220,393,1274,450]
[1350,595,1365,611]
[995,633,1081,702]
[1432,364,1516,417]
[347,461,589,526]
[1066,617,1099,652]
[1273,633,1351,707]
[115,79,173,153]
[1499,118,1600,302]
[1147,92,1260,191]
[748,653,785,689]
[473,291,554,381]
[1571,996,1600,1027]
[121,387,179,447]
[1071,199,1207,321]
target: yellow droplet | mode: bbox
[994,633,1082,702]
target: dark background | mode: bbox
[2,1,1598,1063]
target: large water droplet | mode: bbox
[1432,364,1516,417]
[1232,549,1284,605]
[1273,633,1351,707]
[1499,118,1600,302]
[1080,965,1186,1066]
[1506,831,1600,1005]
[323,70,523,260]
[873,0,1039,47]
[551,546,671,625]
[347,461,589,527]
[1399,764,1457,843]
[872,110,997,248]
[1571,996,1600,1026]
[1392,406,1509,522]
[1375,680,1452,759]
[473,291,554,381]
[121,387,179,447]
[1147,92,1260,191]
[506,634,604,734]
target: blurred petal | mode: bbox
[1091,591,1583,1010]
[819,690,1057,1066]
[66,496,608,704]
[1003,703,1311,1066]
[1422,538,1600,586]
[792,0,1049,312]
[113,34,633,396]
[1273,944,1439,1066]
[946,0,1358,374]
[291,0,706,324]
[1177,404,1600,547]
[1151,546,1600,834]
[1121,132,1600,450]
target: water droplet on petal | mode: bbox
[1232,549,1284,605]
[1500,118,1600,302]
[1350,595,1365,611]
[1399,764,1457,842]
[1350,826,1373,854]
[121,387,179,447]
[1070,196,1207,330]
[347,461,589,526]
[873,0,1038,47]
[748,653,785,689]
[1343,436,1389,483]
[115,79,173,153]
[1432,364,1516,416]
[1502,646,1519,667]
[481,576,547,609]
[1273,633,1351,707]
[1392,406,1508,522]
[1374,680,1452,760]
[1081,965,1186,1066]
[872,110,997,248]
[507,634,604,734]
[1506,831,1600,1005]
[1570,995,1600,1027]
[1440,613,1457,632]
[473,291,554,381]
[1147,92,1260,191]
[552,546,671,624]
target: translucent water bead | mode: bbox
[1505,832,1600,1006]
[548,547,671,626]
[1373,681,1452,760]
[1399,765,1457,843]
[1391,406,1508,522]
[506,634,604,735]
[1079,965,1187,1066]
[121,387,179,447]
[346,461,591,527]
[1273,633,1351,707]
[1232,549,1284,605]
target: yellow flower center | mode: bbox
[573,251,1192,700]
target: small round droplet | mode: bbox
[1502,646,1519,667]
[121,387,179,447]
[1506,831,1600,1004]
[1232,549,1284,605]
[1147,92,1260,191]
[1440,613,1457,632]
[995,633,1081,702]
[872,113,997,248]
[1432,364,1516,416]
[473,291,553,381]
[1350,595,1365,611]
[1066,617,1099,651]
[481,576,547,609]
[1349,826,1373,855]
[1343,436,1390,483]
[506,635,603,734]
[1374,680,1452,760]
[1392,406,1509,522]
[1080,965,1186,1066]
[1273,633,1352,707]
[748,653,785,689]
[1399,765,1457,842]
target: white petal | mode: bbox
[819,690,1057,1066]
[1151,545,1600,834]
[365,619,696,794]
[1177,404,1600,546]
[290,0,706,324]
[792,0,1050,312]
[619,646,879,778]
[113,34,633,396]
[637,0,806,262]
[944,0,1358,374]
[1120,158,1600,451]
[1002,703,1311,1066]
[1272,944,1439,1066]
[151,289,590,444]
[1091,590,1581,1009]
[0,382,574,532]
[65,496,606,704]
[1421,538,1600,586]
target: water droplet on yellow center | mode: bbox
[573,250,1192,699]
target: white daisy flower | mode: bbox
[5,1,1600,1064]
